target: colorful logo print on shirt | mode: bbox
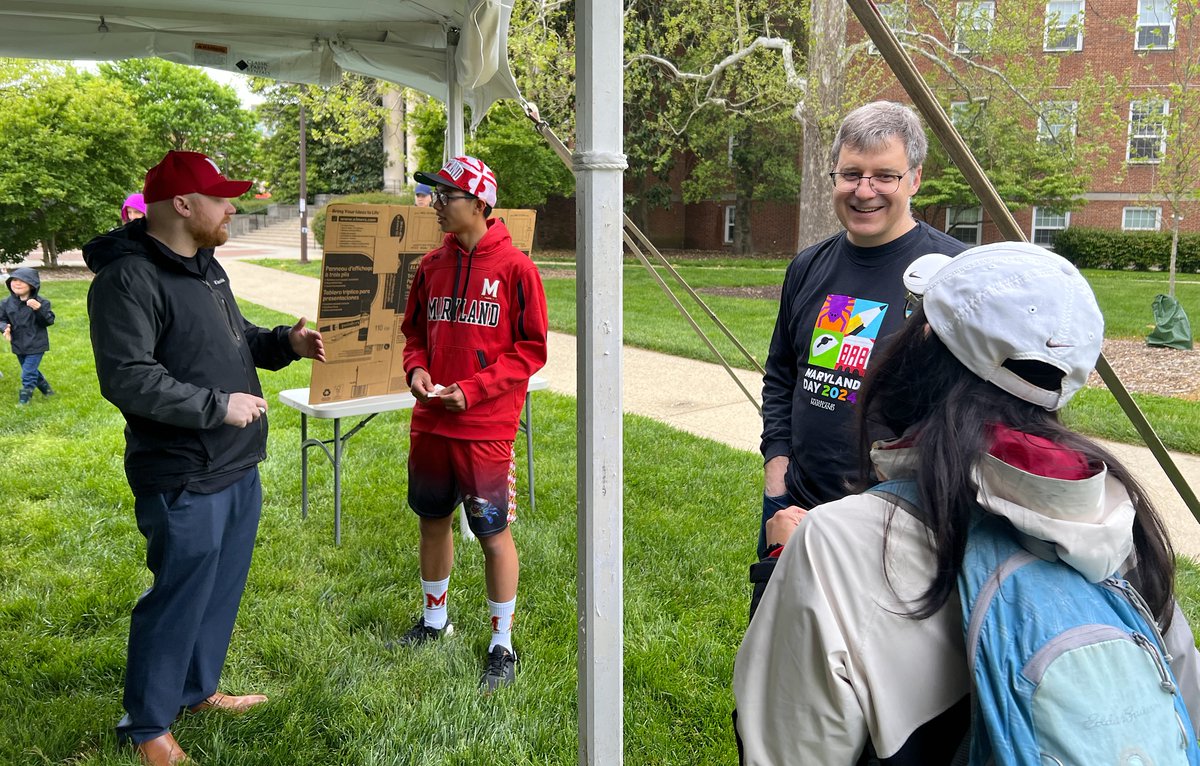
[808,294,888,375]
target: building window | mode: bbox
[869,3,909,54]
[724,205,736,244]
[1127,99,1168,163]
[1038,100,1078,145]
[1123,206,1161,231]
[946,206,983,245]
[1044,0,1084,51]
[1032,207,1069,247]
[955,0,995,54]
[1136,0,1174,49]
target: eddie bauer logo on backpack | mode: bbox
[870,479,1200,766]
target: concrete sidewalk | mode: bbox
[33,239,1200,560]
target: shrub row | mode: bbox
[233,197,274,216]
[1052,226,1200,272]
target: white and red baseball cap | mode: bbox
[414,155,498,208]
[143,151,252,203]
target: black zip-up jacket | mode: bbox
[83,219,299,495]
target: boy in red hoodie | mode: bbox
[394,156,548,692]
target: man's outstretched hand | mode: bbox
[289,317,325,362]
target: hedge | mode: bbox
[234,197,274,216]
[311,192,411,245]
[1053,226,1200,272]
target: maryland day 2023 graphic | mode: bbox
[803,294,888,410]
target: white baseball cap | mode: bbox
[919,242,1104,411]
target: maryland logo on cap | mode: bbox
[414,155,498,208]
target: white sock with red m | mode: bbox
[488,597,516,652]
[422,577,450,630]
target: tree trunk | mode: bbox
[733,194,754,255]
[42,234,59,268]
[381,86,407,193]
[796,0,847,251]
[1170,214,1180,299]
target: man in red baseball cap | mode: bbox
[394,155,547,694]
[83,150,324,766]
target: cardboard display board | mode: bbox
[309,204,536,404]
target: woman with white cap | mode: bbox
[734,242,1200,765]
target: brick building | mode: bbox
[609,0,1200,255]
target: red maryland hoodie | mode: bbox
[401,219,548,441]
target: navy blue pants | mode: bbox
[117,469,262,743]
[16,352,48,392]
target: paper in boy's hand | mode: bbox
[430,384,445,397]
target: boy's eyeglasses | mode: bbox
[432,190,475,206]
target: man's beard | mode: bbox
[186,216,228,249]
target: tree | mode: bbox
[98,59,258,179]
[410,98,574,208]
[875,0,1121,228]
[626,1,807,253]
[1142,0,1200,297]
[250,75,388,202]
[679,110,803,253]
[0,60,146,266]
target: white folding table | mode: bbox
[278,375,548,544]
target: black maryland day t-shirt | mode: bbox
[761,222,967,508]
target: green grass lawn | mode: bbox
[0,281,759,765]
[3,279,1200,763]
[1081,269,1200,338]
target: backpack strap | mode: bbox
[865,478,926,525]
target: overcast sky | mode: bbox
[75,60,264,107]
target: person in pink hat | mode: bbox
[392,156,548,693]
[120,193,146,224]
[83,150,325,766]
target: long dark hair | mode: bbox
[857,305,1176,623]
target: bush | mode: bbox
[1053,226,1200,272]
[234,197,274,216]
[311,192,411,245]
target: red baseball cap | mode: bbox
[414,156,498,208]
[143,151,253,203]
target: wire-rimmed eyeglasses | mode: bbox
[828,170,910,194]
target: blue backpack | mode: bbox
[871,478,1200,765]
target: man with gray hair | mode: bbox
[756,101,967,566]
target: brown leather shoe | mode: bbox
[136,731,190,766]
[187,691,268,714]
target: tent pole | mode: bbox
[575,0,627,762]
[445,27,465,159]
[846,0,1200,521]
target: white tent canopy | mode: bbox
[0,0,521,123]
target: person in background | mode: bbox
[120,192,147,224]
[84,150,325,766]
[0,266,55,404]
[414,182,433,207]
[758,101,967,565]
